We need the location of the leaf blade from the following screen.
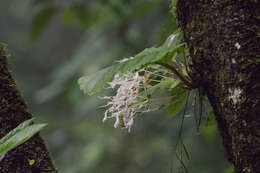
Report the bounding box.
[0,121,46,156]
[29,7,57,41]
[0,118,35,145]
[78,33,185,95]
[167,87,188,118]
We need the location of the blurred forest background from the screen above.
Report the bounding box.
[0,0,231,172]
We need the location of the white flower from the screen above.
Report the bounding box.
[101,72,149,132]
[103,110,108,122]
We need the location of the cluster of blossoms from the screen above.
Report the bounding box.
[101,72,149,132]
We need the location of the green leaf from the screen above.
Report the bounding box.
[61,5,100,28]
[0,118,46,157]
[0,118,34,144]
[78,33,185,95]
[29,7,57,41]
[79,66,114,96]
[167,87,188,118]
[69,5,97,28]
[141,78,180,97]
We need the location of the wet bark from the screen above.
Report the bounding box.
[176,0,260,172]
[0,44,57,173]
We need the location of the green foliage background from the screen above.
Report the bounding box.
[0,0,232,172]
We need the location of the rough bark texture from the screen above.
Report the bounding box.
[0,44,57,173]
[176,0,260,172]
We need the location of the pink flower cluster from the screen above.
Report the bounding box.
[101,72,147,132]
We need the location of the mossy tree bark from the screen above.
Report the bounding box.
[0,45,57,173]
[176,0,260,172]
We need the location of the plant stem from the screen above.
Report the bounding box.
[156,62,193,88]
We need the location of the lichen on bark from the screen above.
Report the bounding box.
[0,44,57,173]
[176,0,260,172]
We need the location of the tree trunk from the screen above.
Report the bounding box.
[0,44,57,173]
[176,0,260,172]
